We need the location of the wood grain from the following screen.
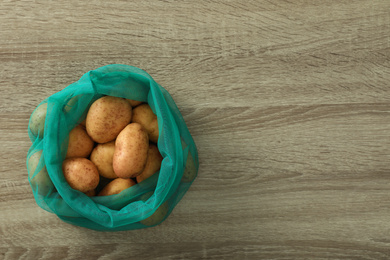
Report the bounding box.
[1,0,390,259]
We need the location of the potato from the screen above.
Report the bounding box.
[141,202,169,226]
[136,144,163,183]
[90,141,117,179]
[126,99,143,108]
[181,151,197,183]
[139,192,169,226]
[27,150,54,196]
[29,103,48,138]
[64,97,87,127]
[84,189,96,197]
[65,125,94,159]
[131,104,159,143]
[113,123,149,178]
[86,96,132,143]
[62,158,99,193]
[98,178,136,196]
[64,96,79,113]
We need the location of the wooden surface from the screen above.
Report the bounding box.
[1,1,390,259]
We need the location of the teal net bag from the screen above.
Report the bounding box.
[26,64,199,231]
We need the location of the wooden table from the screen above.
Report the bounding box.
[1,1,390,259]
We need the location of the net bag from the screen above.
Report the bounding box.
[26,64,198,231]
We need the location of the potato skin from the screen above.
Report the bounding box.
[141,202,169,226]
[126,99,143,108]
[181,151,197,183]
[98,178,136,196]
[65,125,94,159]
[64,96,79,113]
[136,144,163,183]
[131,104,159,143]
[29,103,48,138]
[90,141,117,179]
[62,158,99,193]
[139,192,169,226]
[28,150,54,195]
[86,96,132,143]
[113,123,149,178]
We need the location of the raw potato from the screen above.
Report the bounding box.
[141,202,169,226]
[131,104,159,143]
[62,158,99,193]
[136,144,163,183]
[29,103,48,138]
[86,96,132,143]
[90,141,117,179]
[27,150,54,196]
[126,99,143,107]
[113,123,149,178]
[66,125,94,159]
[140,192,169,226]
[98,178,136,196]
[181,151,197,183]
[64,96,79,113]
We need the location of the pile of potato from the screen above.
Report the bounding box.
[62,96,163,197]
[28,93,197,227]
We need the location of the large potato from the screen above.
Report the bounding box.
[86,96,132,143]
[139,192,169,226]
[27,150,54,196]
[29,103,48,138]
[131,104,159,143]
[113,123,149,178]
[90,141,117,179]
[126,99,143,108]
[136,144,163,183]
[62,158,99,193]
[98,178,136,196]
[66,125,94,159]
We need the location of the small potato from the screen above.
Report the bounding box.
[64,96,86,126]
[29,103,48,138]
[136,144,163,183]
[64,96,79,113]
[27,150,54,196]
[86,96,132,143]
[98,178,136,196]
[141,202,169,226]
[62,158,99,193]
[139,192,169,226]
[181,151,197,183]
[90,141,117,179]
[126,99,143,108]
[113,123,149,178]
[131,104,159,143]
[66,125,94,159]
